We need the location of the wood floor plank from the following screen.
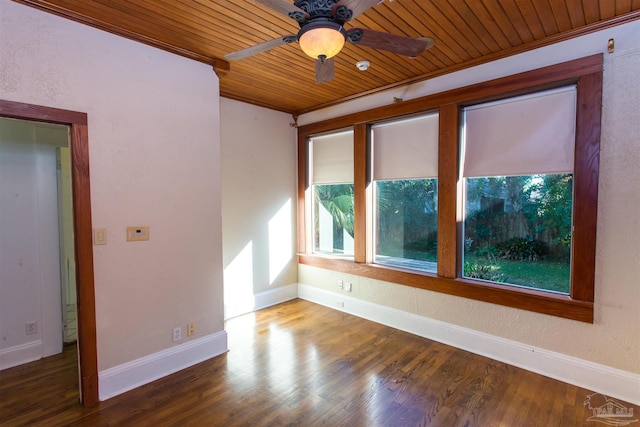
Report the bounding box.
[1,299,637,426]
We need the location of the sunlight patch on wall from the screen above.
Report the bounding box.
[223,241,255,319]
[268,199,292,284]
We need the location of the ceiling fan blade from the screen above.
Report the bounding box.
[315,57,335,83]
[348,28,434,57]
[335,0,382,19]
[255,0,309,20]
[225,36,295,61]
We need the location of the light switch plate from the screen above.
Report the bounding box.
[126,226,150,241]
[94,228,107,245]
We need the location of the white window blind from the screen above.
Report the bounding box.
[310,129,354,184]
[462,86,577,178]
[372,113,439,181]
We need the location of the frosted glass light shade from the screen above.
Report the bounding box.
[299,27,346,60]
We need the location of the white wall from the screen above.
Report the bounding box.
[220,99,298,319]
[298,21,640,402]
[1,1,226,397]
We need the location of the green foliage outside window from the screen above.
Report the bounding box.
[313,184,354,254]
[376,179,438,264]
[313,174,573,293]
[464,174,573,293]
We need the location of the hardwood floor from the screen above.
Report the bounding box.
[1,299,637,426]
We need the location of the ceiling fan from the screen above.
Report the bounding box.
[225,0,435,83]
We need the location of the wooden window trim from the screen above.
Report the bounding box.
[298,54,602,323]
[353,123,368,264]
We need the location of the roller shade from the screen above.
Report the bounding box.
[462,86,576,178]
[310,129,354,184]
[372,113,439,181]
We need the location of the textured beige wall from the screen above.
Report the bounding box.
[1,2,225,370]
[299,22,640,374]
[220,99,298,317]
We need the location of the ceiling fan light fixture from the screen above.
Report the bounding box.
[298,22,346,60]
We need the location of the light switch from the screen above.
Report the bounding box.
[126,226,150,242]
[94,228,107,245]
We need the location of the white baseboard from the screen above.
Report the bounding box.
[0,340,42,371]
[98,331,228,401]
[298,284,640,405]
[225,284,298,320]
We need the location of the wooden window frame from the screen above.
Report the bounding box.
[298,54,602,323]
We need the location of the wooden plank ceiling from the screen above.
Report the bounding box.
[14,0,640,115]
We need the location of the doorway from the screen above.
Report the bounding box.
[0,118,73,361]
[0,99,98,406]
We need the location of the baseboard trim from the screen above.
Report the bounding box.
[225,284,298,320]
[98,331,228,401]
[298,284,640,405]
[0,340,42,371]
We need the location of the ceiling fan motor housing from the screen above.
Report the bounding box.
[291,0,353,26]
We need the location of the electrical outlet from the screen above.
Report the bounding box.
[172,327,182,342]
[187,322,196,337]
[26,321,37,335]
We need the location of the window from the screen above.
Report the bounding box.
[371,113,439,272]
[309,130,354,257]
[461,87,577,294]
[297,55,602,322]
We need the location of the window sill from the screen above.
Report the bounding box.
[298,254,593,323]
